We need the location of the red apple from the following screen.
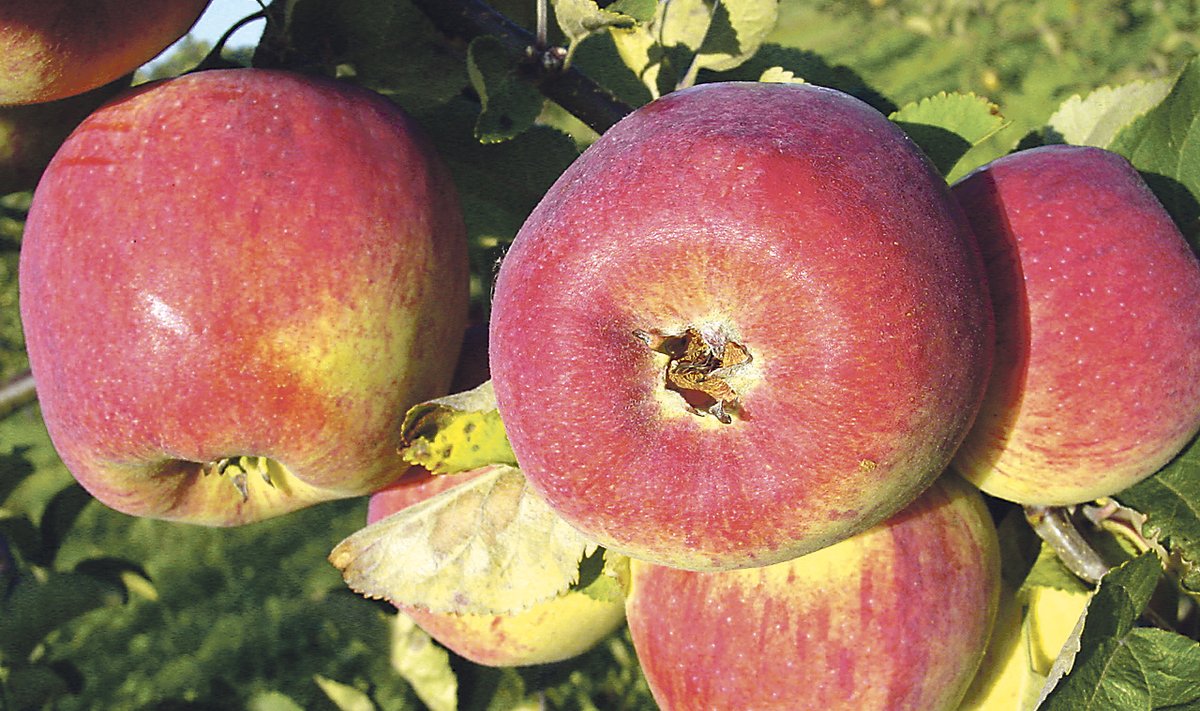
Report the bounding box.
[0,75,130,194]
[625,473,1001,711]
[19,68,469,525]
[489,81,993,571]
[368,470,626,667]
[950,144,1200,505]
[0,0,210,105]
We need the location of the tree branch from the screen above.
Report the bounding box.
[0,370,36,420]
[409,0,634,134]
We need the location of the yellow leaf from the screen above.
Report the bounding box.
[400,380,517,474]
[329,465,598,615]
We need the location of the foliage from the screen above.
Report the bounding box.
[4,0,1200,708]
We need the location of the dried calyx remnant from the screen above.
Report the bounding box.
[201,455,276,501]
[635,326,753,423]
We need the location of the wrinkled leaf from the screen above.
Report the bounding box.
[400,381,517,474]
[1039,553,1164,707]
[574,549,630,604]
[1046,78,1173,148]
[1040,628,1200,710]
[1116,435,1200,592]
[467,36,545,143]
[391,614,458,711]
[889,92,1008,178]
[330,465,598,615]
[1109,58,1200,249]
[314,675,376,711]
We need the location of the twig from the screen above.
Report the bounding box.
[0,370,36,420]
[1025,505,1111,584]
[409,0,633,134]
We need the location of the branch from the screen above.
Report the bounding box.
[409,0,634,134]
[1025,505,1111,585]
[0,370,36,420]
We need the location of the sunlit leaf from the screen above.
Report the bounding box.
[314,675,376,711]
[330,465,598,615]
[1045,78,1172,148]
[889,92,1008,178]
[400,381,516,474]
[1109,57,1200,249]
[554,0,646,47]
[390,615,457,711]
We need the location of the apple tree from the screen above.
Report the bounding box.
[3,0,1200,709]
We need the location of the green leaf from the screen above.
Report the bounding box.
[5,664,76,709]
[1021,542,1094,596]
[246,691,308,711]
[573,549,629,604]
[314,675,377,711]
[38,482,92,564]
[1045,78,1173,149]
[888,92,1009,178]
[390,614,458,711]
[0,571,125,662]
[329,465,599,616]
[0,445,34,506]
[1041,628,1200,710]
[400,381,517,474]
[467,36,545,143]
[1109,58,1200,249]
[1040,553,1164,708]
[553,0,645,47]
[758,66,804,84]
[610,0,779,97]
[1116,435,1200,592]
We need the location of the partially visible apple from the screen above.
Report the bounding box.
[489,81,993,571]
[368,470,626,667]
[1,0,210,105]
[625,473,1001,710]
[20,69,469,525]
[0,75,129,194]
[951,144,1200,505]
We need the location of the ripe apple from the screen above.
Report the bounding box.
[19,69,469,525]
[625,473,1001,711]
[1,0,210,105]
[950,144,1200,505]
[368,469,626,667]
[489,81,993,571]
[0,75,130,194]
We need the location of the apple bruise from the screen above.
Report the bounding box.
[634,327,753,424]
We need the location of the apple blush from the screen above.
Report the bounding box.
[489,81,994,571]
[19,69,469,525]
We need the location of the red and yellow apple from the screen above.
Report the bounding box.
[0,75,130,194]
[489,81,993,571]
[625,473,1001,710]
[19,68,469,525]
[368,469,626,667]
[1,0,210,105]
[951,144,1200,505]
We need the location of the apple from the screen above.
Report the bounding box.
[625,473,1001,711]
[0,75,130,194]
[950,144,1200,505]
[368,469,626,667]
[1,0,210,105]
[19,68,469,525]
[488,81,993,571]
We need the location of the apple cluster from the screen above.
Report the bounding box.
[10,9,1200,706]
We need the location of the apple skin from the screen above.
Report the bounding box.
[367,470,627,667]
[0,75,130,194]
[0,0,210,105]
[951,144,1200,505]
[489,81,993,571]
[625,473,1001,711]
[19,69,469,525]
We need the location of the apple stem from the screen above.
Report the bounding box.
[0,370,37,420]
[1024,505,1111,585]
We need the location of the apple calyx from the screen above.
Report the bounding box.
[200,455,279,502]
[634,326,753,424]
